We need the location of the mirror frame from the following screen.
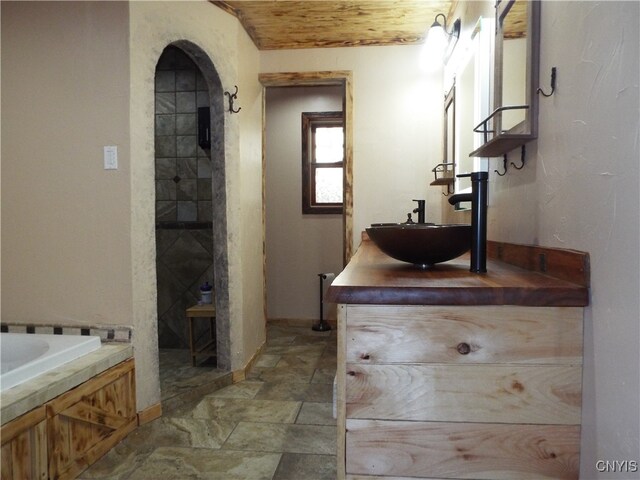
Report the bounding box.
[444,83,455,172]
[470,0,540,157]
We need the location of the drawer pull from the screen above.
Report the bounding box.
[456,342,471,355]
[361,353,371,360]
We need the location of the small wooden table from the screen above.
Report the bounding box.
[185,304,216,366]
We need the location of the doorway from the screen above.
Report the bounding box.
[152,42,232,405]
[260,72,353,325]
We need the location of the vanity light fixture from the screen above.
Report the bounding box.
[425,13,461,63]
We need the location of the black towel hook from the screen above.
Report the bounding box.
[495,155,508,176]
[224,85,241,114]
[537,67,557,97]
[510,145,526,170]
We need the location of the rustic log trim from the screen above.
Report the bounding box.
[260,71,354,265]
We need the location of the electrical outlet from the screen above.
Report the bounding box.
[104,145,118,170]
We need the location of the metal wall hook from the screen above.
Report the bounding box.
[495,155,508,176]
[224,85,241,114]
[537,67,556,97]
[510,145,526,170]
[442,184,455,196]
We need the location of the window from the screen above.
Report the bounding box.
[302,111,344,214]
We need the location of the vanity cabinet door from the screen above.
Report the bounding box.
[340,304,583,480]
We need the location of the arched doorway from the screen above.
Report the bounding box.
[153,41,231,389]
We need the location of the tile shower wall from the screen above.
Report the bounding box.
[155,46,212,222]
[155,46,215,350]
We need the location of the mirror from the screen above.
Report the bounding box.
[501,1,528,131]
[444,86,455,169]
[442,17,492,198]
[430,85,455,194]
[471,0,540,157]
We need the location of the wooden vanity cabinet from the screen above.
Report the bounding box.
[337,304,583,480]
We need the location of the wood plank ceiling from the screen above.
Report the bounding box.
[212,1,456,50]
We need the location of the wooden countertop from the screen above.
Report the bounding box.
[325,238,589,306]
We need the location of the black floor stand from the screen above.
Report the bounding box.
[312,273,332,332]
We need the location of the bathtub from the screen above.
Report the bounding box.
[0,333,101,392]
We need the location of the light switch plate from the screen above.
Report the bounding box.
[104,145,118,170]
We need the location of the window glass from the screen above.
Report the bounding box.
[315,127,343,163]
[302,111,344,214]
[315,167,343,203]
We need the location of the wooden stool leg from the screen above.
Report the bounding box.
[188,316,196,366]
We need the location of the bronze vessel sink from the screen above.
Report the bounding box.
[366,223,472,268]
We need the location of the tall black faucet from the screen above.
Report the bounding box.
[448,172,488,273]
[412,199,426,223]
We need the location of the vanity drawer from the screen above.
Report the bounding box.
[345,305,583,365]
[345,363,582,424]
[345,419,580,480]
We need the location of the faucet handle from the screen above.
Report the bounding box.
[457,172,488,181]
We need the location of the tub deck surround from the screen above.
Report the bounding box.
[330,237,589,480]
[1,344,133,426]
[326,237,589,306]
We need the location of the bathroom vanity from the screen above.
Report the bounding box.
[326,236,589,480]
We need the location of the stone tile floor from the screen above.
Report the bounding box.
[79,324,337,480]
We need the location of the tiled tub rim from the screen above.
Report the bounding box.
[0,323,133,343]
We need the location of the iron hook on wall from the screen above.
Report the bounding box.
[224,85,241,114]
[537,67,557,97]
[495,155,508,176]
[495,145,526,177]
[511,145,526,170]
[442,183,455,196]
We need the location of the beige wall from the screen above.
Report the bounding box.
[129,1,264,409]
[261,46,445,250]
[236,20,266,366]
[265,86,344,321]
[1,1,132,327]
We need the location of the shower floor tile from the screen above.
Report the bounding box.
[79,323,337,480]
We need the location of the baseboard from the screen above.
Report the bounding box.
[232,339,266,383]
[137,402,162,425]
[267,318,337,328]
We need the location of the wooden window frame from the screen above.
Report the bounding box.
[301,111,344,215]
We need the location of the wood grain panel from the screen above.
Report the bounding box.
[345,364,581,425]
[47,359,136,480]
[0,416,48,480]
[346,419,580,480]
[1,406,46,444]
[46,359,134,416]
[345,305,583,365]
[337,305,348,480]
[214,1,453,50]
